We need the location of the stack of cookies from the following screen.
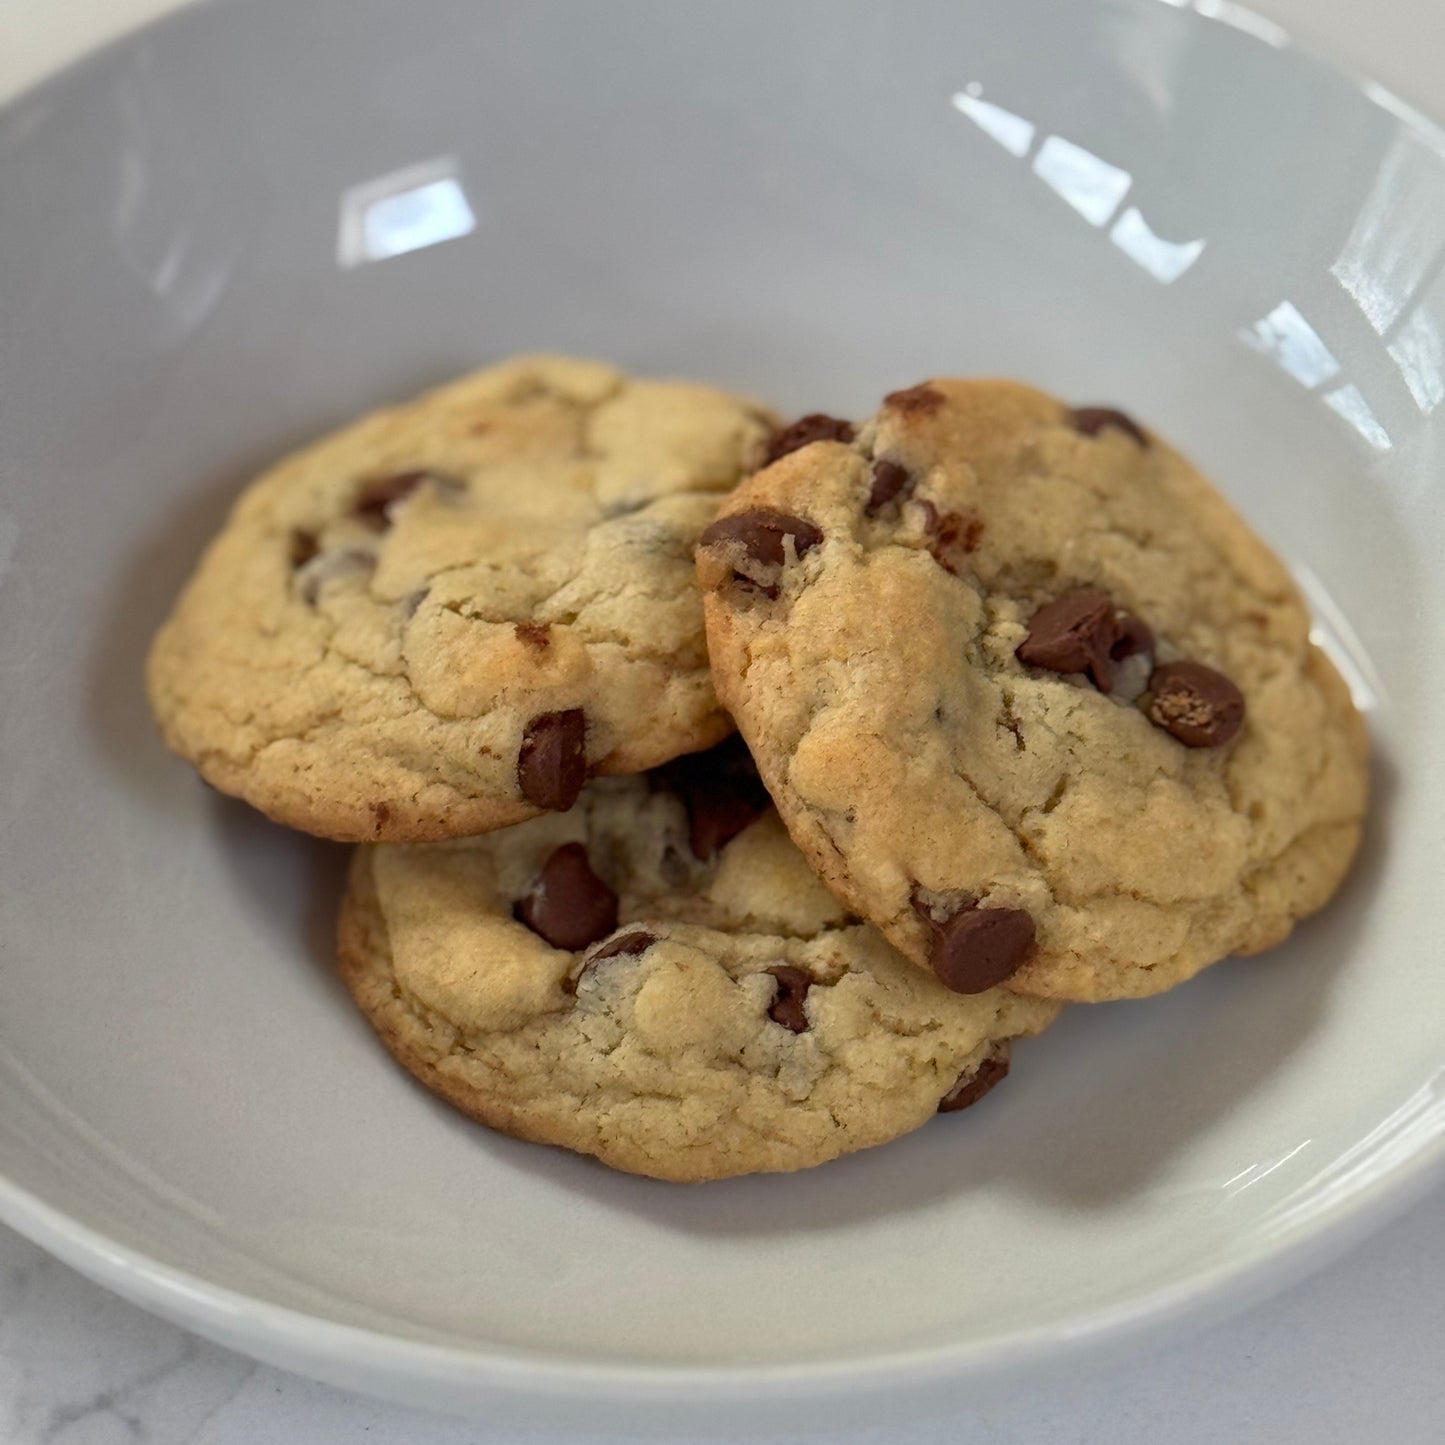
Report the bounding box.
[147,356,1368,1182]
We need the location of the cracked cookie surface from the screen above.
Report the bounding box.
[148,356,771,841]
[337,740,1057,1181]
[699,379,1369,1002]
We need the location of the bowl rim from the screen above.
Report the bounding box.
[2,1143,1443,1404]
[3,0,1444,1413]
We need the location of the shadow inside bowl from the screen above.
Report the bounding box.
[85,466,245,809]
[82,370,470,816]
[208,795,354,1001]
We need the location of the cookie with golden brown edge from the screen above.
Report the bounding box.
[699,381,1368,1002]
[148,356,772,841]
[338,740,1057,1181]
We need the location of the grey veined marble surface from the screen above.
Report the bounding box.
[3,1193,1443,1445]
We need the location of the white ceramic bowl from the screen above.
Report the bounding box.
[1,0,1442,1428]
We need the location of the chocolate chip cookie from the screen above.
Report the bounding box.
[337,740,1057,1181]
[699,380,1369,1002]
[148,356,772,841]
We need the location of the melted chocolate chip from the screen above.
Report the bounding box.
[766,965,812,1034]
[518,709,587,810]
[1016,591,1118,691]
[587,929,656,962]
[866,460,914,515]
[566,929,656,994]
[884,383,946,416]
[762,414,855,466]
[1109,617,1157,703]
[1110,611,1154,661]
[515,843,619,951]
[353,469,463,529]
[938,1046,1011,1113]
[1068,407,1148,446]
[654,735,771,860]
[289,529,319,567]
[915,896,1035,994]
[1146,661,1245,748]
[700,509,823,567]
[917,500,983,574]
[354,470,430,527]
[515,621,551,651]
[698,509,824,598]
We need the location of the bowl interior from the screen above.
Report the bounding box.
[1,0,1443,1401]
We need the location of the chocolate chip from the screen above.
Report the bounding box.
[1068,407,1148,445]
[865,460,914,516]
[354,471,429,526]
[1110,611,1154,661]
[566,929,657,994]
[938,1046,1010,1113]
[654,735,772,860]
[688,788,765,857]
[587,929,656,962]
[515,621,551,651]
[370,801,391,833]
[702,510,823,567]
[1108,613,1156,702]
[917,500,983,575]
[766,965,812,1033]
[698,509,824,598]
[915,896,1035,994]
[762,414,854,466]
[515,843,619,951]
[1017,590,1118,691]
[1146,661,1245,748]
[289,529,319,567]
[586,930,656,965]
[354,469,463,529]
[884,383,945,416]
[518,709,587,810]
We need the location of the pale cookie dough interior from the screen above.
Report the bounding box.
[700,380,1369,1003]
[148,355,772,842]
[338,745,1057,1181]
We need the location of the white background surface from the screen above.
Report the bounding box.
[1,1,1443,1441]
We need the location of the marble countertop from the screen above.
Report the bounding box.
[3,1193,1443,1444]
[2,2,1443,1441]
